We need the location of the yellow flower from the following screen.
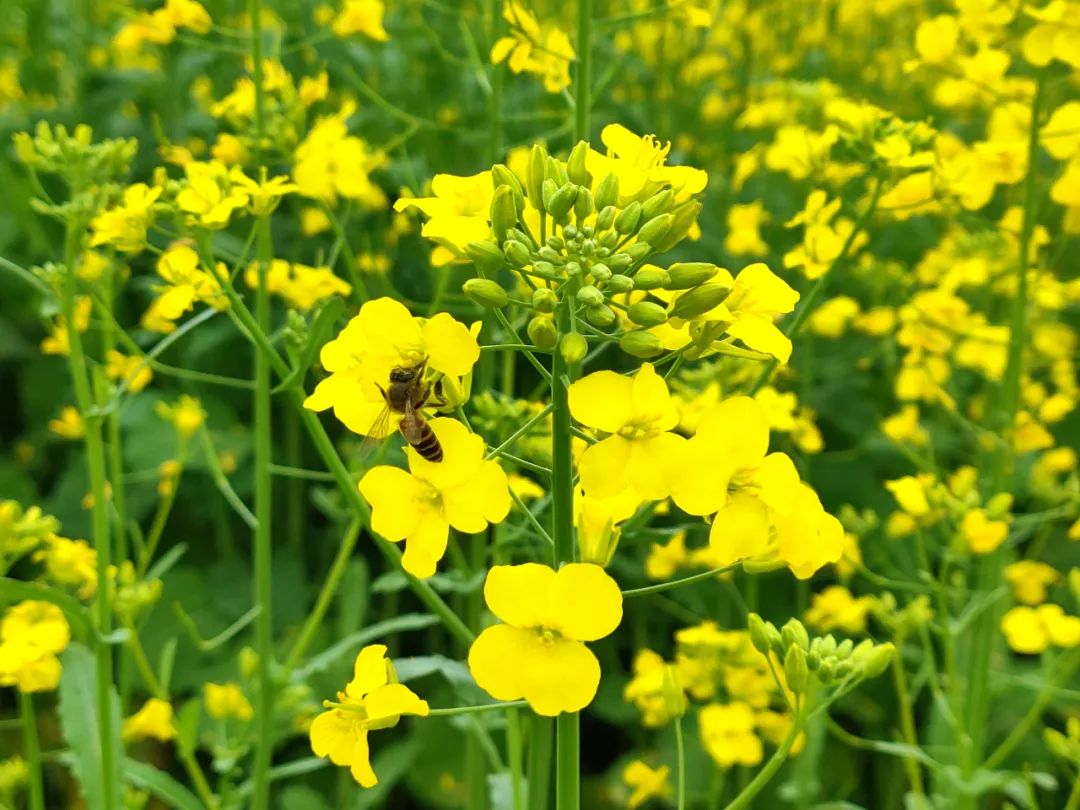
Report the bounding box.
[105,351,152,393]
[885,475,933,518]
[1023,2,1080,68]
[576,487,640,567]
[569,363,686,501]
[49,406,85,440]
[204,682,254,720]
[176,161,250,228]
[913,14,959,65]
[699,702,763,768]
[1005,561,1061,606]
[332,0,389,40]
[623,650,686,728]
[725,202,769,256]
[805,585,873,634]
[34,536,98,598]
[122,698,176,743]
[961,508,1009,555]
[233,170,299,216]
[507,473,545,501]
[293,104,388,205]
[586,124,708,203]
[623,760,672,809]
[164,0,212,33]
[40,296,92,356]
[310,644,429,787]
[644,531,688,581]
[245,259,351,311]
[491,2,574,93]
[393,172,495,257]
[89,183,161,253]
[140,242,227,334]
[156,395,207,439]
[1001,604,1080,655]
[882,405,928,447]
[468,562,623,716]
[304,297,480,437]
[359,419,510,578]
[808,296,861,338]
[0,601,70,693]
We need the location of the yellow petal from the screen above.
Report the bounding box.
[727,313,792,363]
[349,730,378,787]
[358,466,425,542]
[569,371,635,433]
[708,493,771,565]
[627,433,687,500]
[694,396,769,471]
[407,418,484,490]
[421,313,480,377]
[363,682,430,726]
[310,709,358,766]
[578,436,632,498]
[754,453,802,514]
[346,644,389,698]
[484,563,555,627]
[669,439,732,516]
[548,563,623,641]
[442,460,510,532]
[631,363,678,430]
[401,510,450,579]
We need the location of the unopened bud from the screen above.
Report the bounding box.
[546,155,569,186]
[627,301,668,327]
[542,178,559,212]
[781,619,810,652]
[624,242,652,263]
[607,275,633,293]
[642,188,675,219]
[466,241,508,275]
[490,185,519,242]
[559,332,588,364]
[585,304,616,327]
[594,173,619,210]
[577,286,604,307]
[532,288,558,313]
[492,164,525,212]
[784,646,809,693]
[619,331,663,358]
[532,261,557,279]
[836,639,854,659]
[635,213,673,246]
[665,262,719,289]
[661,664,687,719]
[669,281,733,320]
[607,253,634,272]
[504,240,531,268]
[463,278,509,308]
[614,202,642,234]
[527,144,548,210]
[567,141,591,186]
[590,263,612,282]
[651,200,703,253]
[574,189,594,221]
[527,315,558,350]
[633,266,670,290]
[564,261,582,277]
[549,184,579,221]
[748,614,771,655]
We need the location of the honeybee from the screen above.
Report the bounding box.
[370,361,444,462]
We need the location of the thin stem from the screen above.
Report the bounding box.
[621,565,736,598]
[427,700,528,717]
[675,713,687,810]
[724,707,802,810]
[485,403,554,460]
[20,691,44,810]
[891,645,927,806]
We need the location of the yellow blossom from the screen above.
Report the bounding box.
[122,698,176,743]
[586,124,708,202]
[623,760,672,809]
[393,172,495,257]
[33,536,98,598]
[89,183,161,253]
[105,351,152,393]
[700,702,763,768]
[245,259,351,311]
[1005,561,1061,606]
[805,585,873,634]
[0,601,70,693]
[491,2,575,93]
[1001,604,1080,654]
[332,0,389,40]
[156,395,207,439]
[49,406,85,440]
[204,682,254,720]
[961,508,1009,554]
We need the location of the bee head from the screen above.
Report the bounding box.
[389,366,418,383]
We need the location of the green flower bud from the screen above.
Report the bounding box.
[669,281,734,319]
[537,245,562,263]
[564,261,583,277]
[574,188,594,221]
[567,140,591,186]
[546,155,570,186]
[559,332,588,364]
[818,659,837,683]
[548,184,579,221]
[784,646,809,693]
[661,664,688,719]
[545,235,564,251]
[633,267,670,290]
[527,315,558,350]
[466,241,508,275]
[594,173,619,211]
[563,224,579,241]
[598,231,618,251]
[748,614,772,655]
[507,227,532,246]
[607,275,634,293]
[504,240,531,268]
[532,288,558,313]
[641,188,674,219]
[614,202,642,235]
[462,278,509,308]
[576,285,605,307]
[651,200,703,253]
[665,262,719,289]
[607,253,634,272]
[596,205,617,232]
[627,301,668,327]
[635,213,673,246]
[527,144,548,210]
[619,331,663,358]
[624,242,652,263]
[492,164,525,212]
[585,304,616,327]
[490,185,519,242]
[590,263,612,282]
[836,639,854,659]
[781,619,810,652]
[542,178,559,212]
[532,261,557,279]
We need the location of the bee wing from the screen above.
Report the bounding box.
[360,401,394,459]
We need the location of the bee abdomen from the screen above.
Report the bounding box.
[411,423,443,462]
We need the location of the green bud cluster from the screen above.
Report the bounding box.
[748,613,895,696]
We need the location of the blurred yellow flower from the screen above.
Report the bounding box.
[122,698,176,743]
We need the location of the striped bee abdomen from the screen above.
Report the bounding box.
[408,420,443,462]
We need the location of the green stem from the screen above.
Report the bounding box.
[574,0,592,142]
[724,708,802,810]
[20,691,44,810]
[1065,770,1080,810]
[426,701,528,718]
[507,707,526,810]
[621,565,737,598]
[891,645,926,807]
[62,220,119,810]
[250,212,275,810]
[282,518,363,672]
[675,714,687,810]
[528,716,554,810]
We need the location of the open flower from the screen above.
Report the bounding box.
[1001,604,1080,654]
[569,363,686,501]
[0,601,70,693]
[624,760,672,809]
[393,171,495,257]
[359,418,510,578]
[490,2,574,93]
[586,124,708,202]
[699,702,763,768]
[468,563,623,716]
[310,644,429,787]
[175,161,250,229]
[122,698,176,743]
[304,297,480,437]
[89,183,161,253]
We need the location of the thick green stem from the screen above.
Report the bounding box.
[528,716,554,810]
[574,0,592,142]
[20,691,44,810]
[63,221,119,810]
[675,714,686,810]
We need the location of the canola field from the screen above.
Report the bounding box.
[0,0,1079,808]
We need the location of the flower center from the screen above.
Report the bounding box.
[533,625,563,645]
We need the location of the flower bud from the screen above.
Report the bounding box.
[836,639,854,659]
[574,189,594,221]
[504,240,531,268]
[564,261,582,277]
[598,231,618,250]
[781,619,810,652]
[492,164,525,212]
[665,262,719,289]
[624,242,652,263]
[527,144,548,210]
[627,301,668,327]
[537,245,562,263]
[585,304,616,327]
[641,188,675,219]
[614,201,642,234]
[545,235,564,251]
[635,213,673,246]
[651,200,703,253]
[633,266,670,290]
[548,184,579,221]
[594,173,619,211]
[607,253,634,272]
[560,332,588,364]
[490,185,519,242]
[748,613,771,655]
[466,241,508,275]
[507,227,533,246]
[784,646,809,693]
[662,664,688,719]
[463,278,509,308]
[533,287,558,313]
[619,331,663,358]
[542,178,559,212]
[607,275,633,293]
[567,140,591,186]
[546,155,570,186]
[13,132,37,165]
[532,261,557,279]
[590,263,612,282]
[527,315,558,350]
[576,286,604,309]
[818,659,837,683]
[668,281,733,320]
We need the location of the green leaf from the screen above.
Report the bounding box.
[372,569,484,595]
[294,614,441,680]
[57,643,123,810]
[234,757,329,799]
[123,758,204,810]
[274,296,346,394]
